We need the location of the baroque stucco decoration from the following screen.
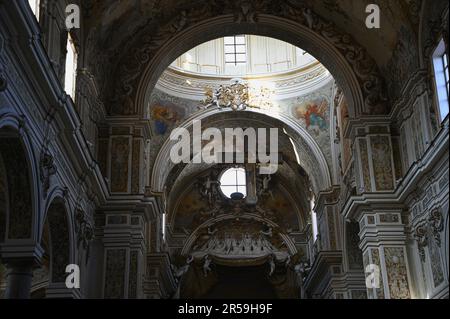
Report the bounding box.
[75,208,94,264]
[40,151,57,199]
[103,0,388,117]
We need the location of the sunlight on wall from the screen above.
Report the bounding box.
[64,34,77,100]
[28,0,40,21]
[311,196,318,241]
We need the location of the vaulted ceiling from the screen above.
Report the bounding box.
[79,0,426,117]
[83,0,418,66]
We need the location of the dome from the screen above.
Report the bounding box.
[170,35,318,77]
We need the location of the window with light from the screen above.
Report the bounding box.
[28,0,40,21]
[64,33,78,100]
[219,167,247,198]
[432,39,449,122]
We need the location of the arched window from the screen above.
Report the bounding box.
[28,0,40,21]
[219,167,247,198]
[64,33,78,100]
[432,38,449,122]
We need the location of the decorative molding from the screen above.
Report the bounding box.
[414,223,428,262]
[428,209,444,247]
[39,151,57,198]
[156,63,330,101]
[75,208,94,264]
[202,79,250,111]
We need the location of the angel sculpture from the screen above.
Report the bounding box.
[200,174,221,206]
[258,174,273,198]
[203,255,212,277]
[202,85,226,110]
[172,255,194,280]
[268,255,276,276]
[285,255,291,267]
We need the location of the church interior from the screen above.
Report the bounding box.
[0,0,448,299]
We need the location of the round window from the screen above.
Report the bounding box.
[219,167,247,198]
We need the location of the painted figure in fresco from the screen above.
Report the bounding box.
[294,98,328,135]
[151,104,180,135]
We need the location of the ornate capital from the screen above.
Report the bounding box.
[75,209,94,263]
[428,209,443,247]
[39,151,57,198]
[414,224,428,263]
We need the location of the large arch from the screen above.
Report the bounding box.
[41,189,76,285]
[107,3,388,118]
[151,108,332,196]
[0,113,41,243]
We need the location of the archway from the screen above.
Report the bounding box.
[105,3,389,118]
[45,199,71,284]
[39,196,74,298]
[0,118,41,298]
[0,129,35,240]
[151,109,332,196]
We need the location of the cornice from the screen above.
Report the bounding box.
[155,63,332,101]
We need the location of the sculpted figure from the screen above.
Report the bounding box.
[173,255,194,279]
[268,255,276,276]
[260,226,273,238]
[203,255,212,277]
